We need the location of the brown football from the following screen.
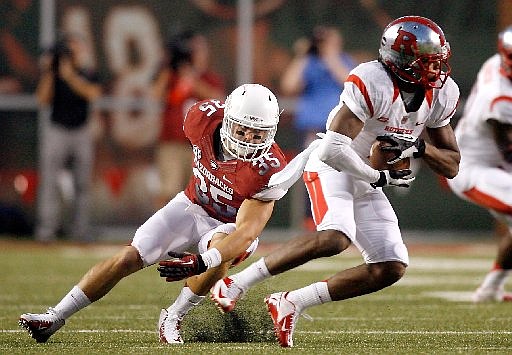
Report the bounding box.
[369,140,410,171]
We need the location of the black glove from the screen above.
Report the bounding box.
[371,169,414,188]
[157,251,207,282]
[376,133,426,164]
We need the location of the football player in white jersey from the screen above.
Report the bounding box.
[447,26,512,303]
[209,16,461,347]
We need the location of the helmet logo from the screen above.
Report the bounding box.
[391,29,417,56]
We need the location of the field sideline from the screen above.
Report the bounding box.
[1,235,511,354]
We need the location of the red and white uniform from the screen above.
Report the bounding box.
[305,60,459,264]
[132,99,287,266]
[447,55,512,224]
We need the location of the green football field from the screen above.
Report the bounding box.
[1,237,511,354]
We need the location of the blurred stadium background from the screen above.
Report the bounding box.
[1,0,510,240]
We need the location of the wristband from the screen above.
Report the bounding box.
[200,248,222,269]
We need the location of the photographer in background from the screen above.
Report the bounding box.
[280,26,357,229]
[151,29,224,208]
[35,32,101,243]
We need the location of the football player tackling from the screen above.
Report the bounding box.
[19,84,294,344]
[448,26,512,303]
[206,16,461,347]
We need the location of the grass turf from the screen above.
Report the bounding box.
[1,238,511,354]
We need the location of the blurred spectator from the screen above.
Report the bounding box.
[0,0,39,93]
[35,32,101,242]
[152,29,225,208]
[280,26,357,229]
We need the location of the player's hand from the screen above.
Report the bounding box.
[371,169,415,188]
[157,251,207,282]
[376,133,426,164]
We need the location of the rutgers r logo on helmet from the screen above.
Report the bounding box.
[378,15,452,89]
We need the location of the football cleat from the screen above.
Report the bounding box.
[472,286,512,303]
[264,292,299,348]
[158,309,184,344]
[210,277,244,313]
[18,307,65,343]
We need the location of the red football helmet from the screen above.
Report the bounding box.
[379,16,451,89]
[498,26,512,79]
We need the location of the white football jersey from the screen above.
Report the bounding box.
[326,60,460,162]
[454,54,512,168]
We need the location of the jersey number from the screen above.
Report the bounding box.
[192,167,236,219]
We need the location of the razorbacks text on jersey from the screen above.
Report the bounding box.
[183,99,287,223]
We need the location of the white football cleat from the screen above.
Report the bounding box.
[210,277,244,313]
[264,292,299,348]
[19,307,65,343]
[472,286,512,303]
[158,309,184,344]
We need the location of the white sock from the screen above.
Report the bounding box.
[286,281,332,313]
[231,257,271,292]
[167,286,205,317]
[53,285,92,320]
[480,269,511,290]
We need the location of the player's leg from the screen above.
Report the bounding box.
[159,221,259,343]
[266,179,408,347]
[323,187,408,300]
[211,168,353,311]
[35,123,68,241]
[449,166,512,302]
[19,245,143,343]
[211,228,350,310]
[473,216,512,302]
[68,126,93,241]
[19,192,194,343]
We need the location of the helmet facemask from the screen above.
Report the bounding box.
[220,84,279,162]
[401,50,451,89]
[221,115,276,161]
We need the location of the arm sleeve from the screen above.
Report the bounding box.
[317,130,381,183]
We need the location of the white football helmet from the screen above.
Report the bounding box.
[220,84,280,162]
[498,25,512,79]
[379,16,451,89]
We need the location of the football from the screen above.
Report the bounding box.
[369,140,410,171]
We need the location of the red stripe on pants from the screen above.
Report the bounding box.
[303,171,328,225]
[463,187,512,215]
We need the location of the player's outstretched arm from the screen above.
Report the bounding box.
[158,199,275,281]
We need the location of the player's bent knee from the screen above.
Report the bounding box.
[314,230,351,257]
[369,261,406,287]
[113,246,144,275]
